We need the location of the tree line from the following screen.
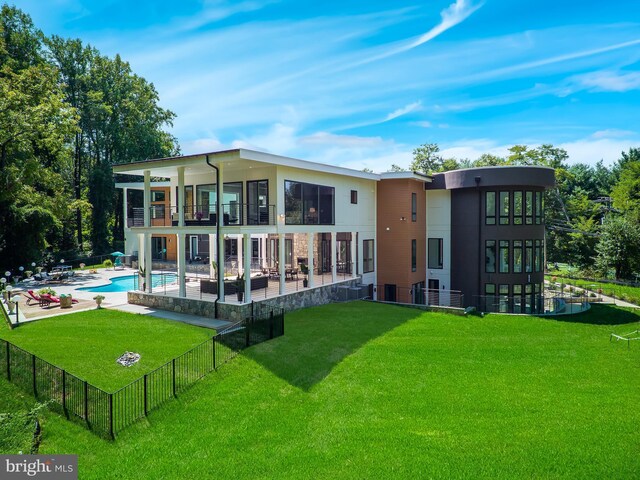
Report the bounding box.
[0,5,178,272]
[395,143,640,281]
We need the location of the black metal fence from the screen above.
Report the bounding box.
[0,307,284,439]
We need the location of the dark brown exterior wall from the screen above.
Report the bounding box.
[450,187,546,307]
[377,179,426,303]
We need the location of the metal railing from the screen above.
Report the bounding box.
[0,306,284,438]
[128,204,277,227]
[374,285,464,308]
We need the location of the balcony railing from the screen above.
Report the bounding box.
[127,204,276,227]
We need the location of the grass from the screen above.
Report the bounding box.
[0,309,212,391]
[546,274,640,305]
[0,302,637,478]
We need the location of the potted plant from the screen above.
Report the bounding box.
[234,274,245,302]
[79,263,86,270]
[7,295,19,314]
[300,263,309,287]
[195,211,204,222]
[93,295,105,308]
[138,266,146,291]
[104,259,113,270]
[211,260,218,280]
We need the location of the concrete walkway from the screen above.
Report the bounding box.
[112,303,231,330]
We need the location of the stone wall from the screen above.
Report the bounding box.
[127,277,363,322]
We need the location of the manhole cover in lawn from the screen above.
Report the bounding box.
[116,352,141,367]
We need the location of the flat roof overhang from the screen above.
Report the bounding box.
[113,148,380,181]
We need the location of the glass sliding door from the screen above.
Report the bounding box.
[196,184,216,220]
[247,180,268,225]
[223,182,243,225]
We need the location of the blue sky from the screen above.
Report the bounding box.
[14,0,640,170]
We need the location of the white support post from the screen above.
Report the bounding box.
[144,233,152,293]
[177,166,185,227]
[243,234,251,304]
[122,187,128,231]
[177,233,186,297]
[331,233,337,283]
[237,234,243,275]
[278,234,285,295]
[307,232,314,288]
[351,232,357,278]
[143,170,151,228]
[209,234,216,279]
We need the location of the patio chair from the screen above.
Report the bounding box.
[24,290,44,306]
[40,293,78,306]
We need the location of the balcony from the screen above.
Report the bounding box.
[127,204,277,228]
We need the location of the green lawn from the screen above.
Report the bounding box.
[0,309,212,391]
[1,302,639,478]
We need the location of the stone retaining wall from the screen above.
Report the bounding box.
[127,277,363,322]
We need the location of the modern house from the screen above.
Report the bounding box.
[114,150,555,314]
[114,149,377,306]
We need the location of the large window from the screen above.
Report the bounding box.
[196,184,216,217]
[535,239,542,272]
[514,191,523,225]
[525,240,533,273]
[499,191,510,225]
[247,180,269,225]
[525,191,533,225]
[535,191,543,224]
[223,182,243,225]
[428,238,443,269]
[411,239,417,272]
[499,240,509,273]
[151,190,165,202]
[284,180,334,225]
[485,191,496,225]
[411,193,417,222]
[513,240,523,273]
[363,239,374,273]
[485,240,496,273]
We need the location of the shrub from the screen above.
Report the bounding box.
[103,259,113,268]
[37,287,56,296]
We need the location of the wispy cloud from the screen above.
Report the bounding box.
[385,101,422,121]
[572,70,640,92]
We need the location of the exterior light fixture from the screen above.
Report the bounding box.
[400,216,407,221]
[4,271,10,277]
[19,266,24,272]
[31,262,36,267]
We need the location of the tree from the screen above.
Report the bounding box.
[595,216,640,280]
[611,160,640,221]
[473,153,506,167]
[411,143,442,174]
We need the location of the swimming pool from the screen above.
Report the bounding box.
[76,274,177,293]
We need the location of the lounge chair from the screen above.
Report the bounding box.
[24,290,45,306]
[40,293,79,307]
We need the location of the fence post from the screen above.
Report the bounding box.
[109,393,114,440]
[5,341,10,381]
[245,317,251,347]
[269,311,274,339]
[84,380,89,427]
[144,374,148,417]
[172,358,176,397]
[212,336,216,371]
[32,354,37,397]
[62,370,67,418]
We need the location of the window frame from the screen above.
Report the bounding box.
[513,240,523,273]
[499,191,510,225]
[350,190,358,204]
[485,240,496,273]
[499,240,510,273]
[485,191,496,225]
[513,191,523,225]
[363,239,374,273]
[525,191,533,225]
[411,192,417,222]
[428,238,444,269]
[411,239,417,272]
[284,180,335,225]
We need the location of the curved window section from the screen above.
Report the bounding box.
[485,192,496,225]
[499,191,510,225]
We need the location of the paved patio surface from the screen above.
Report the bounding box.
[112,303,230,330]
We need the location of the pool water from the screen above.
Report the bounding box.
[76,274,177,293]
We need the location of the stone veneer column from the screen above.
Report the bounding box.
[307,232,314,288]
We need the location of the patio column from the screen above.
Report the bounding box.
[351,232,357,278]
[237,234,243,274]
[143,170,151,228]
[278,233,285,295]
[177,233,186,297]
[177,166,185,227]
[307,232,315,288]
[122,187,128,230]
[331,232,337,283]
[209,234,216,278]
[144,233,152,293]
[243,234,251,303]
[262,236,268,268]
